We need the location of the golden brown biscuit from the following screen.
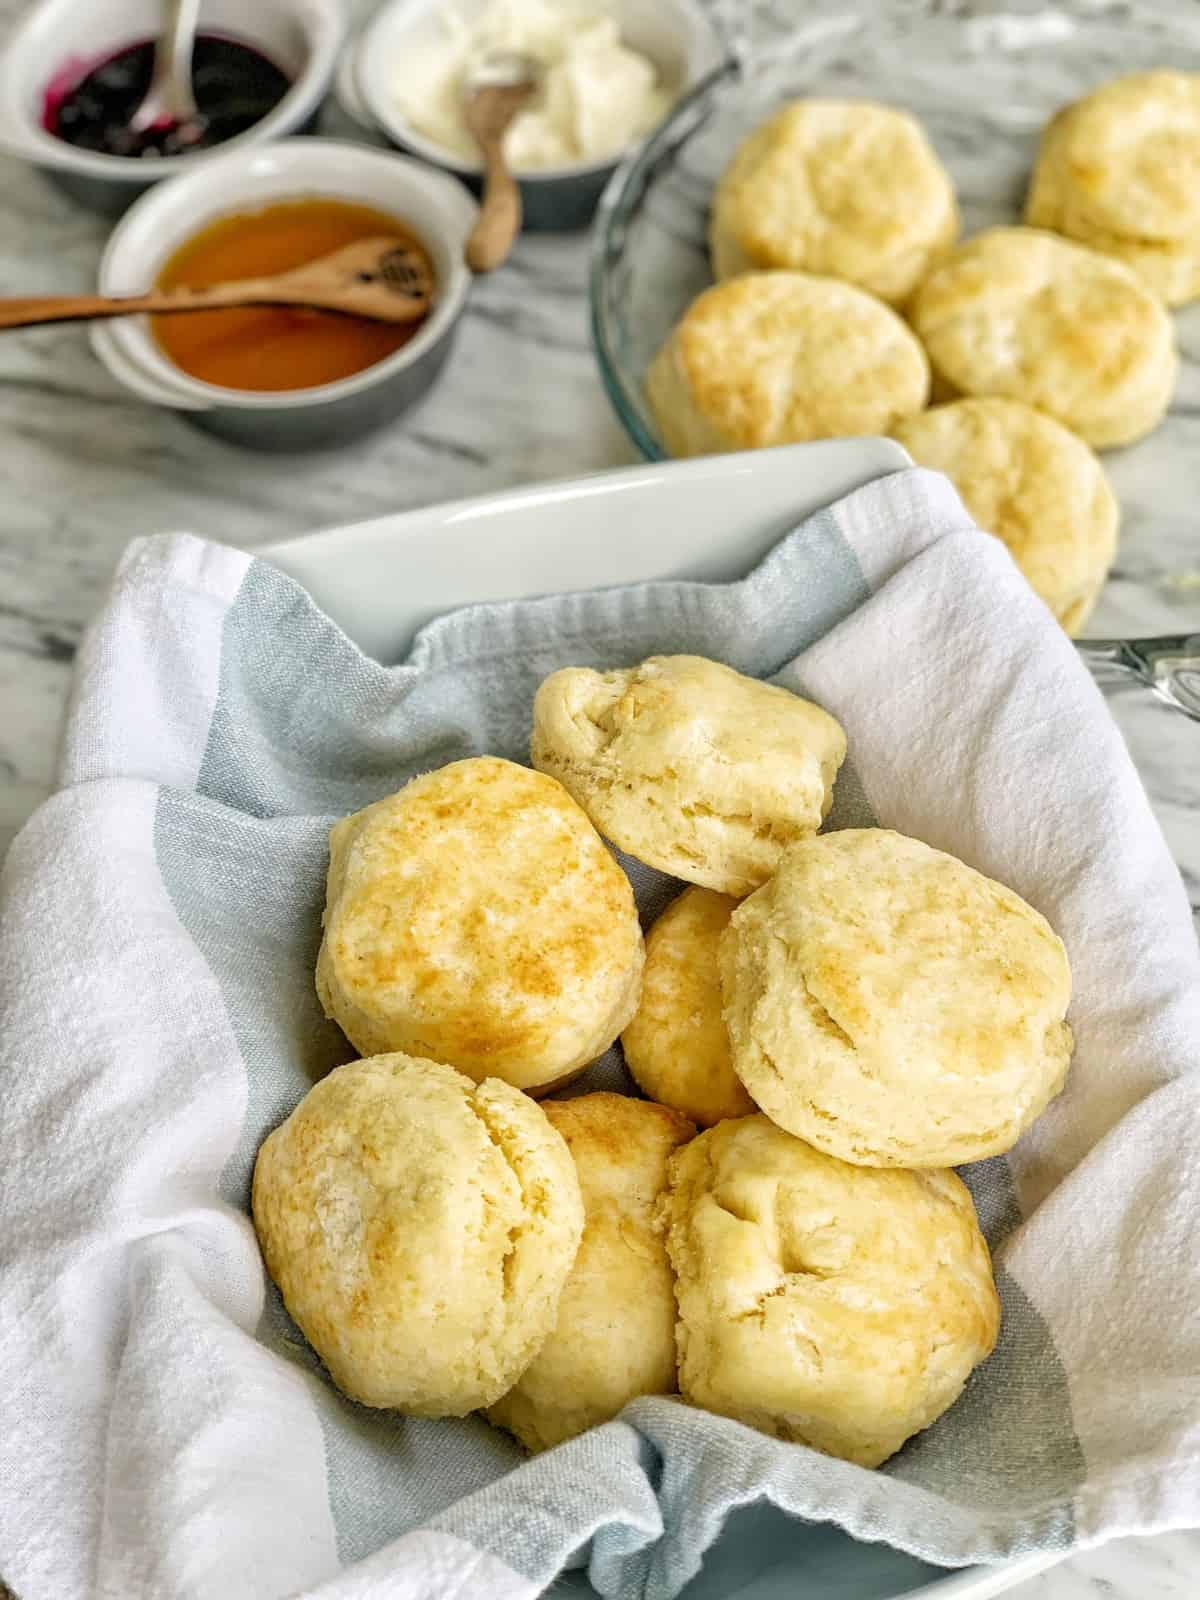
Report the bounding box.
[645,271,930,458]
[531,655,847,897]
[893,398,1119,635]
[710,100,958,303]
[1026,72,1200,305]
[663,1115,1000,1468]
[721,829,1073,1167]
[622,887,755,1126]
[251,1053,584,1415]
[316,757,644,1093]
[487,1093,694,1451]
[909,226,1177,449]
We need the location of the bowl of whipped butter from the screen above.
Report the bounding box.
[338,0,727,230]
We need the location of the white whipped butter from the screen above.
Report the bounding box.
[393,0,674,170]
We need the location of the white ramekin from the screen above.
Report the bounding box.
[0,0,343,215]
[90,138,478,451]
[336,0,730,230]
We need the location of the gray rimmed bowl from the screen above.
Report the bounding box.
[0,0,343,217]
[336,0,729,232]
[89,138,477,452]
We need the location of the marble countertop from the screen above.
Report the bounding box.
[1,1,1198,1597]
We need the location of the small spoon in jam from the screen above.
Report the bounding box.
[0,238,435,331]
[129,0,203,141]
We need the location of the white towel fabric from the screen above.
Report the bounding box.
[2,468,1199,1600]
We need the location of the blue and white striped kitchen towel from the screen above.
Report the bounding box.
[2,467,1199,1600]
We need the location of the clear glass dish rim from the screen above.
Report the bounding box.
[589,54,740,464]
[586,0,1200,465]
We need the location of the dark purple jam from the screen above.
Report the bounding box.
[45,35,291,159]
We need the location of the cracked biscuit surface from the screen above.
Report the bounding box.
[893,397,1118,635]
[251,1053,584,1414]
[622,886,755,1126]
[316,756,644,1093]
[710,99,958,303]
[909,226,1177,448]
[721,829,1073,1167]
[645,271,930,458]
[488,1093,694,1452]
[662,1116,1000,1468]
[1025,71,1200,306]
[531,656,847,897]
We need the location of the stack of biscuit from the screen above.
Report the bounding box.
[252,653,1074,1471]
[648,70,1200,635]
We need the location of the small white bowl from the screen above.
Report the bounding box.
[0,0,343,216]
[337,0,729,231]
[90,138,478,452]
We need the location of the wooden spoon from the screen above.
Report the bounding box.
[0,237,435,331]
[462,51,540,273]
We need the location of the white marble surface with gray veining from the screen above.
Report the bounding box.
[0,0,1197,1597]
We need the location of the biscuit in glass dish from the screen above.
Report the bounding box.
[1026,71,1200,306]
[710,99,958,304]
[909,226,1177,449]
[893,397,1119,635]
[645,271,930,458]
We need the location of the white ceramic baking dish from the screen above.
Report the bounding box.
[264,438,1067,1600]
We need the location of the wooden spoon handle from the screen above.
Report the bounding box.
[0,294,167,329]
[466,135,523,273]
[0,245,437,329]
[0,284,279,330]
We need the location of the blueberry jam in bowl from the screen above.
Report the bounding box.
[47,34,292,160]
[0,0,342,215]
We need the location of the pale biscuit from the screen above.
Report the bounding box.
[710,99,958,303]
[251,1053,584,1415]
[663,1115,1000,1468]
[316,757,644,1093]
[531,655,847,897]
[622,887,755,1126]
[893,398,1119,635]
[909,226,1177,448]
[488,1093,694,1452]
[1026,72,1200,305]
[645,271,930,458]
[721,829,1073,1167]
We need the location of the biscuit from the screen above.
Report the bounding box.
[710,100,958,304]
[721,829,1073,1167]
[908,226,1177,449]
[487,1093,694,1451]
[1025,72,1200,305]
[251,1053,584,1414]
[622,887,755,1126]
[316,757,644,1093]
[663,1115,1000,1468]
[893,398,1119,635]
[531,655,847,897]
[645,271,930,458]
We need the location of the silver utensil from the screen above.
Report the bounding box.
[1077,635,1200,721]
[129,0,203,136]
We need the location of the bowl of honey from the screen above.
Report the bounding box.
[90,139,477,451]
[0,0,343,216]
